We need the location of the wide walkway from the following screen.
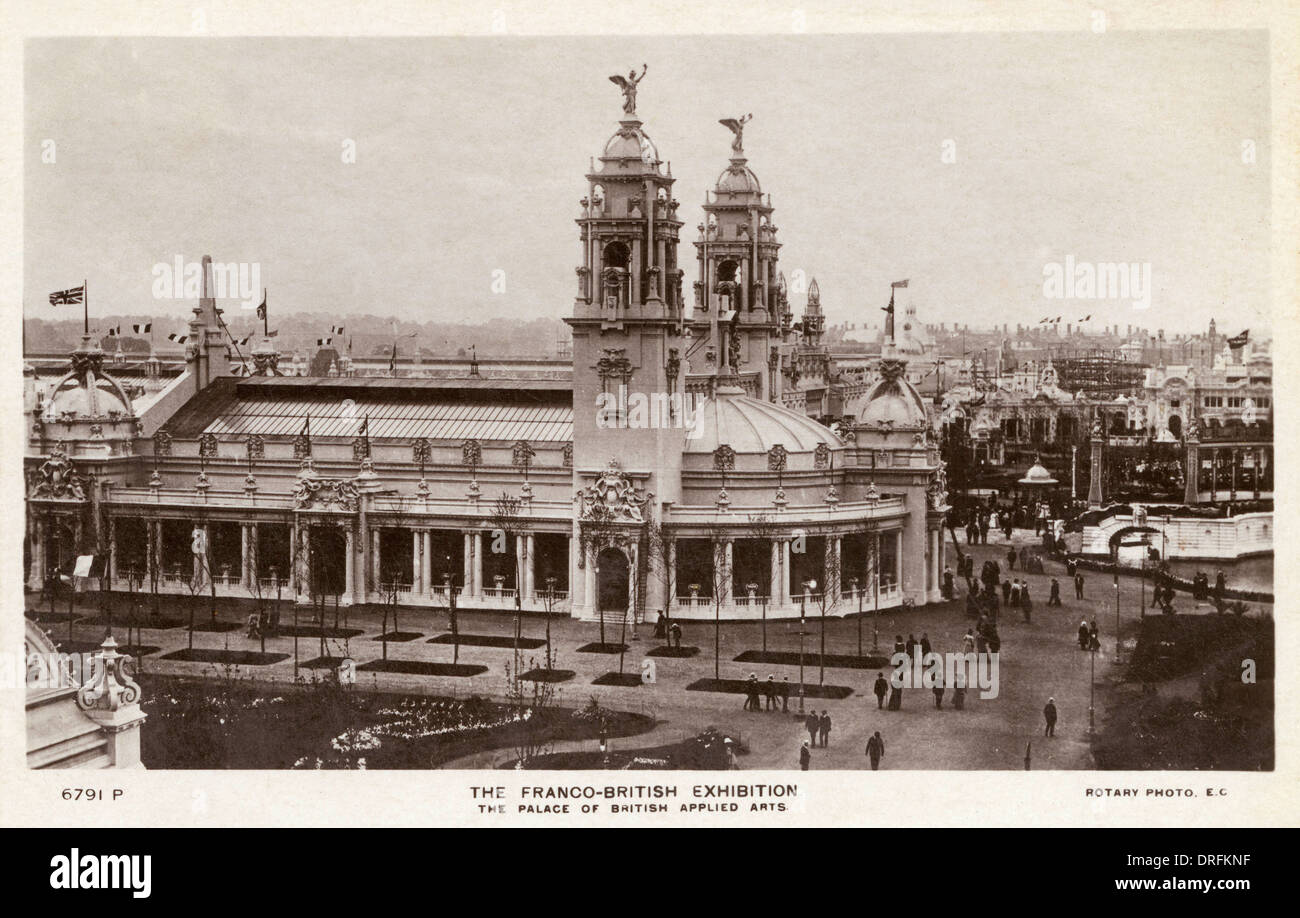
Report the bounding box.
[30,528,1249,770]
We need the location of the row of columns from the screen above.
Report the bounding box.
[1185,443,1272,504]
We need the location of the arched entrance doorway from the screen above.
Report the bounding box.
[1168,414,1183,439]
[596,547,629,614]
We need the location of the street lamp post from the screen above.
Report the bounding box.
[1113,573,1122,664]
[1088,642,1097,735]
[799,580,815,714]
[851,576,862,660]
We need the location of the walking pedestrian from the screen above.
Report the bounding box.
[1007,548,1017,571]
[781,675,790,712]
[873,672,888,709]
[818,710,831,748]
[1049,578,1061,606]
[920,632,932,658]
[670,621,683,649]
[744,673,760,711]
[799,741,811,771]
[1043,697,1058,737]
[932,680,944,709]
[1077,619,1090,650]
[865,731,885,770]
[765,674,778,711]
[1074,571,1085,600]
[805,711,819,745]
[888,679,903,711]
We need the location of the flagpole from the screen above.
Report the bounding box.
[83,279,88,335]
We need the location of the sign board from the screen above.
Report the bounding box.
[73,555,94,579]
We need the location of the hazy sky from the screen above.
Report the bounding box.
[25,32,1270,336]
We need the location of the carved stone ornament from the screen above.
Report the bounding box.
[293,474,360,512]
[562,443,574,468]
[75,635,141,712]
[814,442,831,470]
[577,459,650,523]
[767,443,788,472]
[293,432,312,459]
[462,439,482,467]
[512,439,536,468]
[412,438,432,465]
[153,429,172,456]
[28,442,87,500]
[198,432,218,459]
[245,434,265,460]
[713,444,736,472]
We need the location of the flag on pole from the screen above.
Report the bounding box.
[330,325,345,335]
[1227,330,1249,348]
[316,337,332,347]
[255,291,267,321]
[49,285,85,306]
[891,279,909,289]
[133,322,152,334]
[167,332,188,344]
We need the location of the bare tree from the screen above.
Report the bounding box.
[705,523,733,681]
[580,503,620,648]
[504,641,559,767]
[807,530,842,685]
[644,518,676,647]
[488,493,528,674]
[744,512,780,655]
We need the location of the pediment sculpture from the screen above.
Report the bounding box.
[577,460,650,523]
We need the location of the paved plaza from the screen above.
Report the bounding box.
[27,528,1267,770]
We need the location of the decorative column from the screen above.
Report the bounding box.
[343,524,356,605]
[525,533,536,602]
[421,530,432,597]
[781,538,792,606]
[826,536,841,606]
[722,539,734,606]
[1229,449,1238,501]
[1253,448,1261,499]
[472,530,484,598]
[462,532,472,595]
[107,517,118,582]
[667,537,677,612]
[584,541,597,617]
[514,533,525,600]
[412,530,422,593]
[769,539,781,606]
[1184,430,1200,505]
[371,529,381,590]
[1087,424,1105,507]
[239,523,250,590]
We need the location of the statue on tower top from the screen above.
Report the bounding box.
[719,114,753,155]
[609,64,648,115]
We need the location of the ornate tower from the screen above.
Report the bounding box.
[693,115,782,397]
[567,69,687,505]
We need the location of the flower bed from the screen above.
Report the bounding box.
[137,674,654,769]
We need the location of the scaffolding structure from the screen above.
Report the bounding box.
[1050,347,1147,398]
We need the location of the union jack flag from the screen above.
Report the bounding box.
[49,285,85,306]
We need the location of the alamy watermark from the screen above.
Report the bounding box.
[595,386,709,439]
[890,651,1000,699]
[152,255,262,309]
[1042,255,1152,310]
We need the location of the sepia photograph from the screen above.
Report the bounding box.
[2,1,1296,854]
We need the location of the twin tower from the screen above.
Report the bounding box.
[567,69,793,505]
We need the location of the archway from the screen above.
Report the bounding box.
[1167,414,1183,439]
[596,547,629,613]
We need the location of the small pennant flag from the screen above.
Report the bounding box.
[49,285,85,306]
[316,337,332,347]
[255,290,267,321]
[330,325,345,335]
[1078,315,1091,322]
[891,279,909,289]
[167,332,189,344]
[133,322,152,334]
[237,335,252,346]
[1227,330,1249,348]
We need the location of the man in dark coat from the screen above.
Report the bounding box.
[806,712,820,745]
[873,672,888,709]
[1049,578,1061,606]
[1043,697,1058,736]
[1007,547,1017,570]
[781,676,791,712]
[1001,579,1012,605]
[818,711,831,748]
[799,741,811,771]
[764,675,778,711]
[865,731,885,770]
[1074,571,1085,600]
[1078,619,1090,650]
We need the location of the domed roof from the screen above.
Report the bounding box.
[685,390,843,455]
[1019,458,1058,485]
[46,379,131,419]
[602,122,658,163]
[859,358,928,429]
[715,158,761,195]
